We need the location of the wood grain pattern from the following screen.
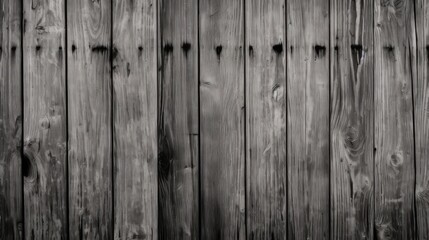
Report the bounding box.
[245,0,286,239]
[112,0,157,239]
[158,0,199,239]
[414,0,429,239]
[330,0,374,239]
[67,0,112,239]
[199,0,245,238]
[374,0,416,239]
[0,0,22,239]
[287,0,330,239]
[23,0,67,238]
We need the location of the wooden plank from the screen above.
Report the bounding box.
[0,0,23,239]
[287,0,330,239]
[330,0,374,239]
[374,0,417,239]
[414,0,429,239]
[199,0,245,238]
[23,0,67,238]
[67,0,112,238]
[245,0,286,238]
[158,0,199,238]
[112,0,157,239]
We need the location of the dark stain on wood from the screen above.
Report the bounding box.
[91,45,108,53]
[164,43,173,53]
[314,44,326,58]
[215,45,222,59]
[181,42,191,56]
[71,44,76,52]
[248,45,254,57]
[272,43,283,54]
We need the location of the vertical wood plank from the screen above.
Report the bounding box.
[330,0,374,239]
[158,0,199,238]
[0,0,23,238]
[23,0,67,238]
[374,0,417,239]
[287,0,330,239]
[67,0,112,238]
[245,0,286,239]
[414,0,428,239]
[199,0,245,238]
[112,0,157,239]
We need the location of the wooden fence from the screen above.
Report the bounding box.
[0,0,428,239]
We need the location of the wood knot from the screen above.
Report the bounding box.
[22,149,37,185]
[416,186,429,204]
[390,152,403,167]
[272,83,284,101]
[39,117,50,129]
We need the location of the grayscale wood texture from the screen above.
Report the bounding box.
[2,1,429,239]
[287,0,330,239]
[199,0,245,239]
[374,0,416,239]
[67,0,112,239]
[158,0,199,239]
[113,0,158,239]
[245,0,286,239]
[330,0,374,239]
[0,0,22,239]
[23,0,67,238]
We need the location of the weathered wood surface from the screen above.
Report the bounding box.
[3,1,429,239]
[245,0,286,239]
[67,0,112,239]
[158,0,199,239]
[0,0,22,239]
[199,0,245,239]
[374,0,417,239]
[23,0,67,239]
[330,0,374,239]
[113,0,158,239]
[415,0,429,239]
[287,0,330,239]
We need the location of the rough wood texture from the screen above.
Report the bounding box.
[330,0,374,239]
[245,0,286,239]
[0,0,22,239]
[113,0,158,239]
[67,0,112,239]
[374,0,416,239]
[199,0,245,238]
[23,0,67,238]
[414,0,429,239]
[287,0,330,239]
[158,0,199,239]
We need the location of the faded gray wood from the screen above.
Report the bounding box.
[330,0,374,239]
[67,0,112,238]
[158,0,199,238]
[374,0,416,239]
[112,0,158,239]
[245,0,286,239]
[414,0,429,239]
[199,0,245,238]
[23,0,67,238]
[0,0,22,239]
[287,0,330,239]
